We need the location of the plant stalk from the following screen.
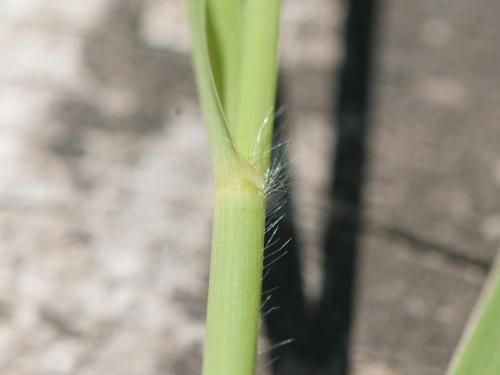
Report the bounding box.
[203,161,265,375]
[186,0,281,373]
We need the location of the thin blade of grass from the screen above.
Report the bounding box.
[447,253,500,375]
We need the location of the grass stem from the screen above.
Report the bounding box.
[186,0,281,373]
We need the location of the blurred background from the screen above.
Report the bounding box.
[1,0,500,374]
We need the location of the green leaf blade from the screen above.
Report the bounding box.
[447,254,500,375]
[206,0,241,125]
[186,0,237,175]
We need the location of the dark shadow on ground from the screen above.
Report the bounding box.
[263,0,379,373]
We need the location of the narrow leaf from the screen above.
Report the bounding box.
[447,253,500,375]
[206,0,241,124]
[186,0,237,175]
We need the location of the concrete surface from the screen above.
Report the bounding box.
[1,0,499,374]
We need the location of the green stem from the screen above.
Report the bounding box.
[203,162,265,375]
[186,0,281,373]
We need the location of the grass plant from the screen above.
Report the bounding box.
[186,1,500,373]
[447,253,500,375]
[186,0,281,373]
